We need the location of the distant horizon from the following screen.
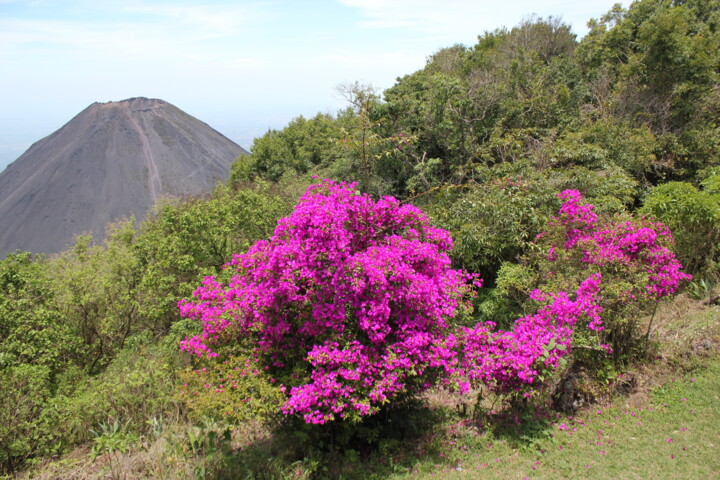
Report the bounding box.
[0,0,623,171]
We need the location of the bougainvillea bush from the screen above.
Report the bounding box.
[529,190,692,360]
[179,183,691,424]
[179,180,479,424]
[457,273,604,396]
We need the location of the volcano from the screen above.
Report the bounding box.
[0,97,248,257]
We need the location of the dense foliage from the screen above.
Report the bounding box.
[236,1,719,202]
[0,185,292,473]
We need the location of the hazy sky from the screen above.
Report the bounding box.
[0,0,623,170]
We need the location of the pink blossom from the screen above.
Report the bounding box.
[180,180,477,423]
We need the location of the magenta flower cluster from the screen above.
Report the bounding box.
[180,180,477,423]
[457,273,603,394]
[554,190,691,298]
[455,190,690,396]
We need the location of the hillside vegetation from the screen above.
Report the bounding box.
[2,1,719,478]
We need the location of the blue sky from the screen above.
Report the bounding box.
[0,0,623,170]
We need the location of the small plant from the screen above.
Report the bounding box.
[185,425,232,480]
[89,419,138,461]
[145,416,166,441]
[89,419,139,479]
[686,279,714,301]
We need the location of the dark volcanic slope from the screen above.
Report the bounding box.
[0,97,248,257]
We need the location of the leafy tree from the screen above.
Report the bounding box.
[230,113,344,184]
[577,0,720,179]
[0,252,83,376]
[379,16,584,194]
[332,82,420,196]
[49,221,143,373]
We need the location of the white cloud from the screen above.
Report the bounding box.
[0,0,274,62]
[115,1,274,39]
[338,0,618,38]
[0,19,169,55]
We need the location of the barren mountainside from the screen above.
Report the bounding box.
[0,97,248,257]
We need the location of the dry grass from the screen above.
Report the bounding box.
[636,294,719,388]
[649,294,718,354]
[23,437,186,480]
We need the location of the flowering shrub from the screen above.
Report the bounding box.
[457,190,690,395]
[179,180,477,424]
[531,190,692,359]
[458,273,603,395]
[555,190,691,298]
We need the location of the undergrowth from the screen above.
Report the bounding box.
[10,294,717,480]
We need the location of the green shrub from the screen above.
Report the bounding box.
[177,353,285,426]
[0,252,84,377]
[640,181,720,277]
[48,223,144,374]
[136,184,289,332]
[428,163,637,283]
[0,365,59,474]
[552,119,657,180]
[477,262,537,328]
[56,341,184,446]
[428,173,559,280]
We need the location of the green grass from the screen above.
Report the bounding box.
[378,298,720,480]
[384,358,720,479]
[20,363,720,480]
